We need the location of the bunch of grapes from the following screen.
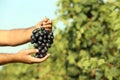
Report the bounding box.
[31,27,54,58]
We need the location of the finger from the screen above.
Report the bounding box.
[46,27,52,30]
[32,54,50,63]
[43,27,52,31]
[43,21,52,25]
[43,25,52,28]
[26,49,38,55]
[36,22,43,28]
[37,18,48,27]
[45,29,52,32]
[37,24,52,30]
[43,18,49,22]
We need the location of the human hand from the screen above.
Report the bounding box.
[36,17,52,31]
[15,49,50,64]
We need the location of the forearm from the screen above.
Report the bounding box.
[0,53,17,65]
[0,18,52,46]
[0,26,36,46]
[0,49,50,65]
[6,26,35,46]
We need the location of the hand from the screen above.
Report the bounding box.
[15,49,50,64]
[36,17,52,31]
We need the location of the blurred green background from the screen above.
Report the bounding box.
[1,0,120,80]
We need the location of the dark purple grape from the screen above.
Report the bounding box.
[31,40,34,44]
[41,43,45,46]
[45,30,49,35]
[38,41,42,45]
[35,54,39,58]
[38,53,47,58]
[31,35,37,42]
[36,53,47,58]
[41,27,45,31]
[32,28,39,34]
[35,52,40,58]
[34,43,39,48]
[44,47,48,52]
[48,35,51,39]
[43,35,47,39]
[50,36,54,39]
[48,39,53,44]
[40,32,44,37]
[49,32,53,36]
[43,39,47,43]
[43,30,47,35]
[38,46,43,51]
[35,32,40,38]
[38,36,43,41]
[32,39,37,43]
[48,34,54,39]
[33,38,37,42]
[38,53,44,58]
[36,52,40,55]
[42,53,47,57]
[41,49,46,54]
[46,43,51,48]
[31,35,35,40]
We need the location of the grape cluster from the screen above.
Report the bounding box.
[31,27,54,58]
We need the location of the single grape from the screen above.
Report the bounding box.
[43,39,47,43]
[40,32,44,37]
[44,47,48,52]
[34,32,40,38]
[46,43,51,48]
[49,32,53,36]
[48,39,53,44]
[41,49,46,54]
[31,39,35,44]
[34,43,39,48]
[41,27,45,31]
[43,35,47,39]
[43,30,47,35]
[45,30,49,35]
[48,35,51,39]
[38,36,43,41]
[41,43,46,47]
[35,54,39,58]
[31,35,37,42]
[38,46,43,51]
[32,28,39,34]
[35,52,40,58]
[38,41,42,45]
[31,35,35,40]
[38,53,44,58]
[43,53,47,57]
[50,36,54,39]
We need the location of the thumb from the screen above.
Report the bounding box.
[26,49,38,55]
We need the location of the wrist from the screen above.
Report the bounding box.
[10,54,19,63]
[13,53,23,63]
